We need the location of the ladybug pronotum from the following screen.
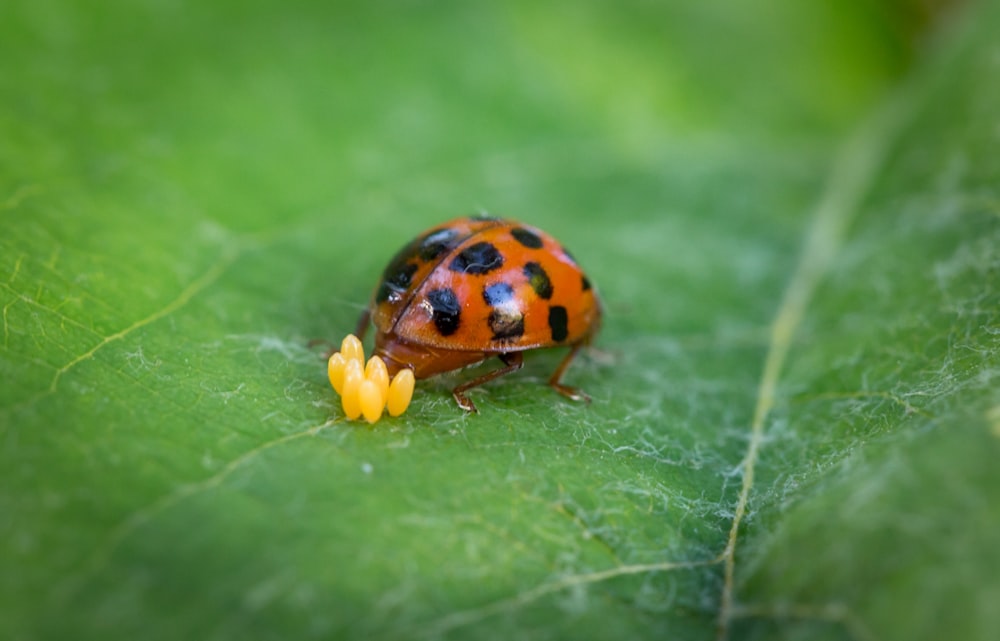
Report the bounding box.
[354,215,602,413]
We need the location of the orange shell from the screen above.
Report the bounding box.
[365,216,601,379]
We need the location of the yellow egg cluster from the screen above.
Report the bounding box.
[327,334,415,424]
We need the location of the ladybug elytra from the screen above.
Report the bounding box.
[354,215,602,413]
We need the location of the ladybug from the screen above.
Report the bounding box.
[354,215,602,413]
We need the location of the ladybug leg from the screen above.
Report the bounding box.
[548,342,591,403]
[354,309,371,341]
[451,352,524,414]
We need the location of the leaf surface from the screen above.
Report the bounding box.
[1,2,997,640]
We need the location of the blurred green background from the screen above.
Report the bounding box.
[2,1,999,640]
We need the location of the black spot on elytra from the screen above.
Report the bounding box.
[482,283,523,341]
[426,288,461,336]
[482,282,515,307]
[523,262,553,299]
[449,242,504,275]
[376,261,418,303]
[511,227,543,249]
[582,274,592,291]
[489,308,524,341]
[418,228,460,262]
[548,305,569,342]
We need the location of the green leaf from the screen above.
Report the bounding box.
[2,1,997,640]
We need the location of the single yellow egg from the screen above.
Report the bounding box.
[365,356,390,403]
[358,379,385,424]
[340,334,364,363]
[341,358,364,420]
[386,368,415,417]
[327,352,347,394]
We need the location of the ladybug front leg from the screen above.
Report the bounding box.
[547,342,591,403]
[451,352,524,413]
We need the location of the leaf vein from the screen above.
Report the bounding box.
[62,418,339,600]
[411,558,716,639]
[47,244,241,393]
[715,96,912,640]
